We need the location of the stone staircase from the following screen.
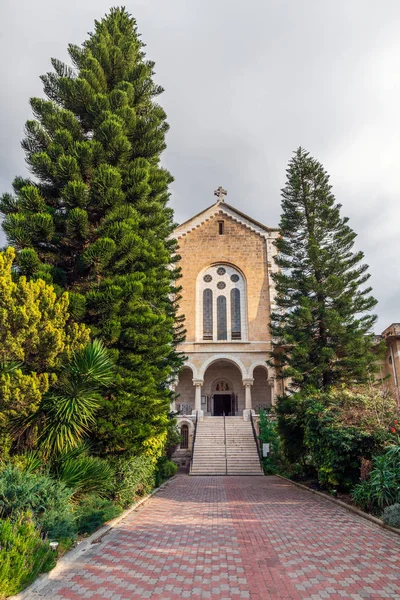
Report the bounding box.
[190,416,263,476]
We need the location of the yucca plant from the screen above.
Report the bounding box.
[17,340,114,456]
[54,446,115,499]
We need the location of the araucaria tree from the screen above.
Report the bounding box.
[0,8,184,456]
[271,147,378,391]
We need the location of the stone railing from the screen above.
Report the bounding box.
[177,404,193,415]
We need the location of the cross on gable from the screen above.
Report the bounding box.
[214,186,227,201]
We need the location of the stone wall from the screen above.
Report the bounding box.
[175,213,271,343]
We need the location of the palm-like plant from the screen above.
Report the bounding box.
[15,340,114,456]
[54,447,115,498]
[39,340,114,455]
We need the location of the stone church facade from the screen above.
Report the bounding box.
[171,189,280,464]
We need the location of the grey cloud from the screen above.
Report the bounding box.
[1,0,399,330]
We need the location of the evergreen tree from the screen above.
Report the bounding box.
[270,147,378,391]
[0,8,184,456]
[0,247,89,456]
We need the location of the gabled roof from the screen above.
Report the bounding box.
[173,199,278,240]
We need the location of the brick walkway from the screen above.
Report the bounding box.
[20,475,400,600]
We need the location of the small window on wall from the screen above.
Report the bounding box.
[180,424,189,449]
[218,221,224,235]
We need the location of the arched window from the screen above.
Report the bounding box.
[197,264,247,342]
[231,288,241,340]
[180,424,189,449]
[203,289,213,340]
[217,296,227,340]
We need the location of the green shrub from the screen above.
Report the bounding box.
[0,513,56,598]
[302,393,390,490]
[382,503,400,528]
[155,456,178,486]
[56,452,115,499]
[352,445,400,511]
[74,495,122,535]
[275,394,307,464]
[0,464,75,540]
[276,387,398,490]
[113,455,156,508]
[258,409,285,474]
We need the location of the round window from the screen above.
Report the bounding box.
[217,281,226,289]
[203,274,212,283]
[217,267,226,276]
[230,274,239,282]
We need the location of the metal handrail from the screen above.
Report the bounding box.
[189,411,199,474]
[250,411,263,468]
[223,411,228,475]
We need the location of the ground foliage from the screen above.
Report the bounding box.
[0,514,56,599]
[352,444,400,513]
[257,409,286,474]
[276,387,398,491]
[382,503,400,528]
[0,7,185,456]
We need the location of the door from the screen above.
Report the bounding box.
[213,394,232,416]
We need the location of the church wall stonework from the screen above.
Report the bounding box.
[176,213,272,343]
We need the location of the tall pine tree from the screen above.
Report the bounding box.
[0,8,184,456]
[271,147,378,392]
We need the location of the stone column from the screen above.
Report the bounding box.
[192,379,204,418]
[242,378,254,421]
[170,383,177,412]
[268,377,276,407]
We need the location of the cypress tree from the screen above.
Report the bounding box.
[0,8,184,456]
[271,147,378,392]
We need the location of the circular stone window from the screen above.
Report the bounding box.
[216,267,226,276]
[203,274,212,283]
[217,281,226,289]
[230,274,240,282]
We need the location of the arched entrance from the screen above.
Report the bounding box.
[202,360,244,416]
[212,379,235,416]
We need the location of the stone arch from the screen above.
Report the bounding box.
[199,354,247,379]
[181,362,198,379]
[248,361,271,379]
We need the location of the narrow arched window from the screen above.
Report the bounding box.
[231,288,241,340]
[217,295,227,340]
[203,289,213,340]
[180,424,189,449]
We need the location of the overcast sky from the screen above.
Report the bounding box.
[0,1,399,331]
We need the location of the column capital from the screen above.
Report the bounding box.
[267,377,276,387]
[242,378,254,386]
[192,379,204,387]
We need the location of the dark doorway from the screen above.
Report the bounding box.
[213,394,233,416]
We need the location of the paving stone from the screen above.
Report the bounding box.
[16,475,400,599]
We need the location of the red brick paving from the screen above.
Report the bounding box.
[20,475,400,599]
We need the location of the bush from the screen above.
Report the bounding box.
[56,452,115,499]
[0,464,75,540]
[352,445,400,512]
[113,455,156,508]
[258,409,285,474]
[382,503,400,528]
[155,456,178,486]
[74,495,122,535]
[0,513,56,598]
[277,387,398,490]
